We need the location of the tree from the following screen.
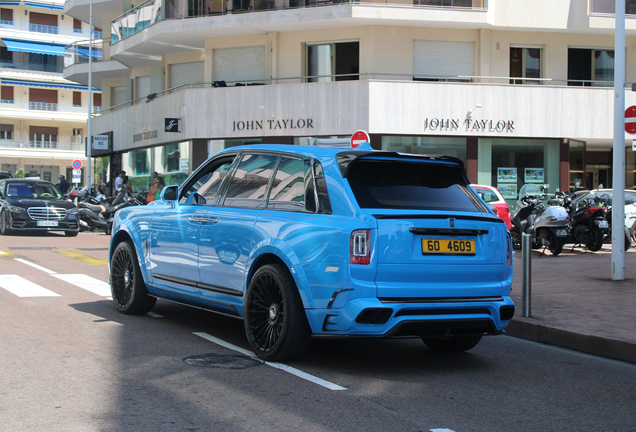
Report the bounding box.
[15,169,25,179]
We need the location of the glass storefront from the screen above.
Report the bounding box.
[121,148,151,193]
[381,136,467,163]
[569,140,585,192]
[478,138,560,207]
[154,141,190,187]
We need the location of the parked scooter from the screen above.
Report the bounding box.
[558,194,608,252]
[603,205,632,251]
[509,190,570,255]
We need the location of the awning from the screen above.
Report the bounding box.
[24,2,64,10]
[1,79,100,92]
[0,2,20,5]
[2,39,66,56]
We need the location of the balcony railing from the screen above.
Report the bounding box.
[64,41,104,68]
[0,59,64,73]
[0,20,102,39]
[97,72,632,115]
[1,99,101,115]
[0,139,84,151]
[110,0,486,44]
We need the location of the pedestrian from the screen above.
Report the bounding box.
[57,174,69,194]
[146,176,164,203]
[115,170,126,192]
[122,175,132,194]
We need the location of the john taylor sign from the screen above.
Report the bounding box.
[424,118,515,133]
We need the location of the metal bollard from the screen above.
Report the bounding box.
[522,233,532,317]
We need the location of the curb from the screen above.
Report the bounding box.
[505,318,636,365]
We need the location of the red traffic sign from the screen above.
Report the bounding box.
[626,106,636,134]
[350,130,370,148]
[72,159,83,170]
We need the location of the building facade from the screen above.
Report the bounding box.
[64,0,636,205]
[0,0,103,183]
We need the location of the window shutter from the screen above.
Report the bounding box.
[170,61,204,89]
[413,40,474,78]
[214,46,265,83]
[111,86,126,106]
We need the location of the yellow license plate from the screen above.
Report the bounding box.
[422,239,476,255]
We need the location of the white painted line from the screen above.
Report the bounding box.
[0,250,6,254]
[0,275,61,297]
[147,311,163,318]
[14,258,57,274]
[51,274,111,297]
[193,332,347,391]
[431,429,456,432]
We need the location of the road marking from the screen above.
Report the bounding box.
[193,332,347,391]
[147,311,164,318]
[52,250,108,266]
[14,258,57,274]
[431,429,456,432]
[0,275,61,297]
[51,274,111,297]
[0,250,6,254]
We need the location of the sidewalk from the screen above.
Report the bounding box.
[505,243,636,364]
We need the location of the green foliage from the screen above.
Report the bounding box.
[15,169,25,178]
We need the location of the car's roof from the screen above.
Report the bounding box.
[2,178,51,183]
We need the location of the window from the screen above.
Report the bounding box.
[510,47,541,84]
[1,86,13,104]
[29,126,58,149]
[568,48,614,87]
[28,53,58,73]
[73,18,82,32]
[306,41,359,82]
[180,157,236,204]
[136,76,151,99]
[413,40,474,81]
[0,46,11,62]
[73,128,82,136]
[29,88,58,111]
[73,92,82,107]
[590,0,636,15]
[29,11,58,34]
[111,86,126,106]
[222,154,278,208]
[1,7,13,22]
[0,124,13,140]
[214,46,265,84]
[267,157,309,211]
[415,0,482,7]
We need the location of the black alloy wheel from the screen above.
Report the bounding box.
[110,241,156,314]
[422,335,483,352]
[510,227,522,250]
[244,263,311,362]
[586,225,604,252]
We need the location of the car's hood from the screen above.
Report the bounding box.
[8,198,77,209]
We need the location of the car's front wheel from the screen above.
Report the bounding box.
[244,263,311,361]
[0,210,12,235]
[65,230,78,237]
[110,241,156,314]
[422,335,483,352]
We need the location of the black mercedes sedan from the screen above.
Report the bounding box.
[0,179,79,236]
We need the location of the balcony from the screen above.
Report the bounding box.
[64,41,104,67]
[1,99,101,115]
[0,60,64,74]
[110,0,486,45]
[0,139,84,152]
[0,20,102,39]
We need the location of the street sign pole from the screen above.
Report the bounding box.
[612,0,625,280]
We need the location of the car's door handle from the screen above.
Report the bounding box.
[189,217,218,223]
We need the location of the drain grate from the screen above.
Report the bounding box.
[184,354,263,369]
[8,247,57,250]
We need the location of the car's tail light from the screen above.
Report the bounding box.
[350,230,370,265]
[506,231,512,266]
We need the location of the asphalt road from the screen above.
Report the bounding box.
[1,232,635,432]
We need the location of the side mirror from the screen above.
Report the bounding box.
[161,185,178,201]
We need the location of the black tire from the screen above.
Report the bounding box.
[104,223,112,236]
[110,241,156,314]
[65,230,79,237]
[422,335,483,353]
[548,231,564,256]
[0,210,12,235]
[624,226,632,251]
[244,263,311,361]
[510,227,522,250]
[586,225,603,252]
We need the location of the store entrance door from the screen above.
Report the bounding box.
[585,165,610,189]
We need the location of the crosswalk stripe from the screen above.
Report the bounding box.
[51,274,111,297]
[0,275,61,297]
[14,258,57,274]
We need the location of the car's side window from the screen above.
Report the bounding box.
[267,157,308,212]
[179,156,236,205]
[222,154,279,209]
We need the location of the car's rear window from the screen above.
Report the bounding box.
[346,160,488,212]
[473,187,499,203]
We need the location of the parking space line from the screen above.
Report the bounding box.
[52,250,108,266]
[14,258,57,274]
[0,275,61,297]
[147,312,164,318]
[193,332,347,391]
[51,274,111,297]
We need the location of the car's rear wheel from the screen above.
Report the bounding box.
[0,210,12,235]
[110,241,156,314]
[422,335,483,353]
[244,263,311,361]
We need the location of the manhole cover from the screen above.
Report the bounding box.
[184,354,263,369]
[8,247,57,250]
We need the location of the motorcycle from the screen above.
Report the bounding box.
[78,188,141,234]
[603,205,632,251]
[559,194,608,252]
[509,193,570,256]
